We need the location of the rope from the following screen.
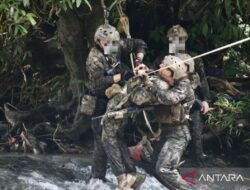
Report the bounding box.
[116,0,157,138]
[116,0,135,70]
[142,111,160,140]
[100,0,118,24]
[148,37,250,75]
[100,0,106,9]
[101,0,117,10]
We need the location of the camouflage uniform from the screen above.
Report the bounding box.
[86,38,147,180]
[188,53,210,163]
[154,52,210,163]
[100,74,167,176]
[167,24,210,163]
[102,113,136,176]
[151,77,195,190]
[102,75,195,190]
[102,55,194,189]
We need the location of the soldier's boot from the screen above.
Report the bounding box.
[176,177,195,190]
[118,173,145,190]
[166,177,195,190]
[157,168,195,190]
[131,173,146,190]
[195,147,209,166]
[118,173,136,190]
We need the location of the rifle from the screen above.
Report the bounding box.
[91,106,154,120]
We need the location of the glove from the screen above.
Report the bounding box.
[134,57,143,67]
[120,70,134,81]
[105,68,115,76]
[119,70,134,87]
[119,72,126,87]
[124,70,135,81]
[119,79,126,87]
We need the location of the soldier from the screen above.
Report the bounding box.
[166,25,210,165]
[85,23,147,183]
[147,55,195,190]
[102,55,195,190]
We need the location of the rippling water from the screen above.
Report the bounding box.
[0,153,167,190]
[1,154,249,190]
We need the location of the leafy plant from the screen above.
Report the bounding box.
[208,94,250,148]
[0,0,92,65]
[181,0,249,50]
[223,49,250,78]
[48,72,70,100]
[149,26,167,44]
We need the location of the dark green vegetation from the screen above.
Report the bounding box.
[0,0,250,164]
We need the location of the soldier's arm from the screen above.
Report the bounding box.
[151,80,187,105]
[195,58,210,101]
[120,38,147,55]
[120,38,147,67]
[87,58,114,93]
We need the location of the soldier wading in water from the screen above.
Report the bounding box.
[83,23,147,187]
[102,55,195,190]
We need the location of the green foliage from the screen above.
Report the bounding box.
[208,95,250,148]
[0,35,31,74]
[0,0,37,36]
[175,0,250,83]
[0,0,37,75]
[56,0,92,11]
[0,0,93,60]
[48,72,70,100]
[0,0,93,74]
[181,0,249,51]
[149,26,167,44]
[0,0,93,106]
[223,49,250,78]
[243,138,250,147]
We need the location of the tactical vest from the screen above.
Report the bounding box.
[155,101,193,125]
[86,47,121,95]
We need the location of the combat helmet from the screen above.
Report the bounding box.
[161,55,186,80]
[176,53,195,73]
[94,24,120,43]
[167,25,188,40]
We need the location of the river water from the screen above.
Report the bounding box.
[0,154,249,190]
[0,153,167,190]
